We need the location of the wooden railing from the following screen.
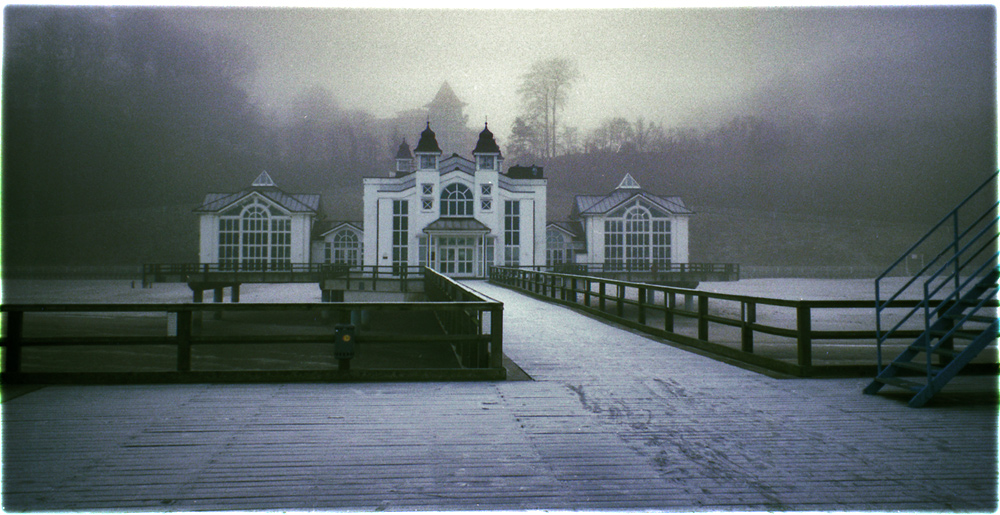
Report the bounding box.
[1,268,504,383]
[141,263,425,287]
[488,266,984,377]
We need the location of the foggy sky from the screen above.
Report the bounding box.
[173,6,995,141]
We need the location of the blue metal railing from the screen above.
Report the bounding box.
[874,171,999,373]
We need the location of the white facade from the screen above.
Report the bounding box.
[363,123,546,278]
[195,171,320,269]
[566,173,691,269]
[311,221,364,266]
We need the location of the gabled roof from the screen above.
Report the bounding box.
[315,220,363,238]
[438,154,475,175]
[547,220,585,241]
[574,174,691,217]
[195,173,320,214]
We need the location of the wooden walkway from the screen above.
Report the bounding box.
[3,280,997,511]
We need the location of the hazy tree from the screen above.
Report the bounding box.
[507,116,542,162]
[516,57,580,158]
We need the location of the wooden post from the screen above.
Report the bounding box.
[213,287,224,320]
[698,295,709,341]
[584,280,591,307]
[4,311,24,374]
[231,284,240,303]
[797,305,812,369]
[742,302,755,353]
[638,287,646,325]
[599,282,606,312]
[616,284,624,318]
[665,292,675,332]
[491,306,503,369]
[176,310,192,373]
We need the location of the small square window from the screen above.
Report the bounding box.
[420,155,437,169]
[481,183,492,196]
[422,198,434,210]
[481,198,493,211]
[421,183,433,195]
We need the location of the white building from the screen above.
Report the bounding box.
[549,173,691,270]
[362,123,547,277]
[195,171,320,270]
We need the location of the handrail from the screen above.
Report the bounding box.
[874,170,999,373]
[488,266,987,377]
[1,267,506,381]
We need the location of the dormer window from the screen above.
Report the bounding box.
[478,155,495,171]
[420,155,437,170]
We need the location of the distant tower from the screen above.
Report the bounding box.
[424,82,475,154]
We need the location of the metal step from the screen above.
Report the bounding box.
[892,361,942,374]
[908,343,962,357]
[942,313,998,325]
[873,376,924,392]
[930,328,992,341]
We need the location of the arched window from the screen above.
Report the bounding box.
[241,205,269,270]
[624,207,650,268]
[326,229,361,266]
[604,204,670,270]
[217,198,292,271]
[440,183,473,217]
[547,230,567,267]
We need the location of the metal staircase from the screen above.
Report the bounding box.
[864,171,998,407]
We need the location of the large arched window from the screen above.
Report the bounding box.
[440,183,473,217]
[604,204,670,270]
[217,198,292,271]
[326,229,361,266]
[241,205,269,270]
[624,207,650,268]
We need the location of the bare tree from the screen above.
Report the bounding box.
[516,57,580,159]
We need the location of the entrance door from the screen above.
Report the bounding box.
[438,237,476,277]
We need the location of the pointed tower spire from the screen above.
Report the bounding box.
[473,122,503,172]
[414,122,442,170]
[394,138,413,175]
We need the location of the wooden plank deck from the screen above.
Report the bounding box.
[2,280,997,511]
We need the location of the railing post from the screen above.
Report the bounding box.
[665,292,675,332]
[584,279,591,307]
[638,286,646,325]
[570,277,577,303]
[176,310,192,373]
[616,284,624,318]
[797,304,812,370]
[698,295,709,341]
[490,305,503,369]
[599,282,606,312]
[4,311,24,374]
[742,301,755,353]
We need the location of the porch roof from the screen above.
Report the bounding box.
[422,218,491,234]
